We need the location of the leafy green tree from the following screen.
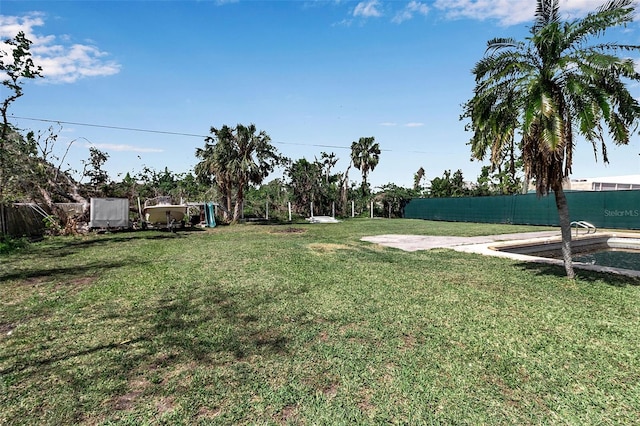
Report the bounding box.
[376,183,419,218]
[450,170,467,197]
[135,166,197,201]
[286,152,348,217]
[107,172,138,199]
[194,139,231,212]
[319,152,338,184]
[174,172,207,202]
[0,31,42,206]
[287,158,323,216]
[0,126,89,234]
[244,179,290,221]
[430,169,468,198]
[0,32,90,235]
[0,125,37,202]
[81,147,110,197]
[195,124,284,223]
[473,166,493,196]
[493,163,524,195]
[429,171,452,198]
[463,0,640,278]
[350,136,380,196]
[0,31,42,232]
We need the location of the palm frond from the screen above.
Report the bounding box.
[533,0,560,32]
[564,0,635,49]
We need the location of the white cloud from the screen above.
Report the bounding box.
[353,0,383,18]
[0,13,121,83]
[433,0,608,26]
[379,122,397,126]
[86,143,163,153]
[392,1,430,24]
[332,18,353,27]
[405,122,424,127]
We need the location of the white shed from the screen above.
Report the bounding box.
[89,198,130,229]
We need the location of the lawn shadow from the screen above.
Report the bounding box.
[0,336,149,375]
[152,286,290,362]
[0,260,150,283]
[516,262,640,286]
[27,232,187,259]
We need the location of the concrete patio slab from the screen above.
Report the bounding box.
[361,230,560,252]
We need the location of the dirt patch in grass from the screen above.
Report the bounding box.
[307,243,351,254]
[147,352,179,370]
[323,382,339,399]
[112,378,148,411]
[399,333,417,351]
[275,404,299,425]
[5,275,96,306]
[198,406,222,420]
[155,396,176,414]
[271,228,306,234]
[54,276,97,294]
[357,388,375,415]
[0,322,16,337]
[318,330,329,342]
[16,275,96,292]
[22,276,49,286]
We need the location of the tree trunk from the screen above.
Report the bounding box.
[340,164,351,216]
[553,185,575,279]
[225,193,232,223]
[232,187,244,223]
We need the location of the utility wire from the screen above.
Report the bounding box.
[11,115,208,138]
[10,115,431,154]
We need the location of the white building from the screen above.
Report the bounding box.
[569,175,640,191]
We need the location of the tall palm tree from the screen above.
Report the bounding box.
[195,133,234,221]
[195,124,283,223]
[351,136,381,196]
[229,124,282,222]
[463,0,640,278]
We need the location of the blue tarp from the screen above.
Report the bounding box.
[205,202,217,228]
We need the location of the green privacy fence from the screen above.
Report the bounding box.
[404,190,640,230]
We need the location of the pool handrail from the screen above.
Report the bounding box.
[570,220,597,236]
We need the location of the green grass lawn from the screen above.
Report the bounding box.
[1,219,638,425]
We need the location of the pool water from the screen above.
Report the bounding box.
[489,234,640,275]
[572,249,640,271]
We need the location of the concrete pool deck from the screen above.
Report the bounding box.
[361,230,561,252]
[362,230,640,278]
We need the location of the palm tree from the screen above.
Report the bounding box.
[463,0,640,279]
[229,124,282,222]
[195,124,283,223]
[351,136,381,196]
[195,135,234,221]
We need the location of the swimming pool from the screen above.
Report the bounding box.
[573,249,640,271]
[486,234,640,277]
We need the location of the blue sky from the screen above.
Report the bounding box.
[3,0,640,189]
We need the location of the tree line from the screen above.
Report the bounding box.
[0,32,520,232]
[4,0,640,281]
[0,31,535,232]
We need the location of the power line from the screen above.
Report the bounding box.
[10,115,433,154]
[11,115,208,138]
